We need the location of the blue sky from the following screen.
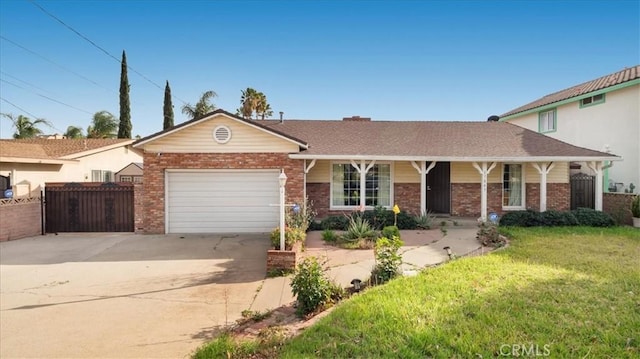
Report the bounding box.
[0,0,638,138]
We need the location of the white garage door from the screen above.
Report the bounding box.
[166,170,279,233]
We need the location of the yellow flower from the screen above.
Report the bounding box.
[393,204,400,215]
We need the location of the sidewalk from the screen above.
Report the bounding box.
[251,220,483,312]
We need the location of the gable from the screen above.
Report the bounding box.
[139,114,302,153]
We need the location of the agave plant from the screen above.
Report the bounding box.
[343,213,376,242]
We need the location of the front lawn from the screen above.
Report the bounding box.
[195,227,640,358]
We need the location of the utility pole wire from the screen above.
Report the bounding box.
[1,79,93,115]
[30,0,189,105]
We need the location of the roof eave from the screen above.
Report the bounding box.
[288,154,621,162]
[0,156,78,164]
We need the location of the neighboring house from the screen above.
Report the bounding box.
[499,65,639,194]
[133,110,618,234]
[115,162,143,183]
[0,139,143,197]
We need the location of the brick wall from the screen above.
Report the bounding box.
[525,183,570,212]
[603,193,635,225]
[143,152,304,233]
[134,183,144,233]
[394,183,420,215]
[307,183,330,218]
[0,199,42,241]
[451,183,502,217]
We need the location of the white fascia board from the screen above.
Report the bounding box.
[288,154,621,162]
[0,156,78,164]
[60,140,135,159]
[133,113,308,149]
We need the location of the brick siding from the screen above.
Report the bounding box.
[526,183,570,212]
[143,152,304,234]
[603,192,636,225]
[394,183,421,215]
[134,183,144,233]
[0,199,42,241]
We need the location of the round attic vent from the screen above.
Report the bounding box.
[213,125,231,144]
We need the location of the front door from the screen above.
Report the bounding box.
[426,162,451,214]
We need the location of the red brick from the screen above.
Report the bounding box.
[0,199,42,241]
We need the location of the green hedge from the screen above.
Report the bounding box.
[499,208,614,227]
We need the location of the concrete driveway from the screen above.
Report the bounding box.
[0,233,270,358]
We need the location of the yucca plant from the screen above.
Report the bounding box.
[343,212,376,242]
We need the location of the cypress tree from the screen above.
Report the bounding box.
[163,80,174,129]
[118,50,132,138]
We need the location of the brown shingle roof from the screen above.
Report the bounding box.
[263,120,615,159]
[0,139,132,160]
[501,65,640,117]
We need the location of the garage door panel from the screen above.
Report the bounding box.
[167,171,279,233]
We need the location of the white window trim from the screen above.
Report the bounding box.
[502,163,526,210]
[120,176,133,182]
[538,109,556,133]
[329,161,394,210]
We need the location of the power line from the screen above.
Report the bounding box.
[30,0,188,106]
[1,97,69,135]
[0,35,113,92]
[0,70,53,95]
[1,79,93,115]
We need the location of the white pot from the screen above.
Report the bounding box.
[633,217,640,228]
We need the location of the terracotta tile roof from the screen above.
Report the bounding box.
[0,139,132,160]
[262,120,615,159]
[501,65,640,117]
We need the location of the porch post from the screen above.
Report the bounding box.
[531,162,555,212]
[303,159,317,213]
[351,160,375,209]
[472,161,497,222]
[411,161,437,215]
[587,161,605,211]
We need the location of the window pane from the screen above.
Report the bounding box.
[91,170,101,182]
[503,164,522,207]
[331,163,391,207]
[332,164,345,206]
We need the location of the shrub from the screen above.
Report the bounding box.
[290,257,332,316]
[321,229,339,243]
[320,216,349,230]
[362,205,392,230]
[343,213,376,242]
[572,208,615,227]
[415,211,436,229]
[286,198,316,232]
[632,195,640,218]
[308,220,323,231]
[499,210,540,227]
[270,226,306,250]
[381,225,401,240]
[539,210,578,226]
[396,211,418,229]
[476,222,507,247]
[371,236,404,285]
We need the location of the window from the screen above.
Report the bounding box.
[331,163,391,208]
[91,170,114,182]
[120,176,132,182]
[503,164,525,208]
[538,109,556,133]
[133,176,143,183]
[580,93,605,107]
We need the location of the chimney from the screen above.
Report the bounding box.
[487,115,500,122]
[279,111,284,123]
[342,116,371,122]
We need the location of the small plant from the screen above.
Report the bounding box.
[440,227,448,236]
[381,225,400,240]
[320,215,350,230]
[286,197,317,232]
[440,220,447,227]
[270,226,306,250]
[343,212,376,242]
[290,257,332,316]
[631,195,640,218]
[414,211,436,229]
[321,229,339,243]
[241,309,271,322]
[267,268,294,277]
[370,236,404,285]
[392,204,401,226]
[476,222,506,248]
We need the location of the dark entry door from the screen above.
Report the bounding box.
[427,162,451,214]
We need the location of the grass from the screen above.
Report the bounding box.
[193,226,640,358]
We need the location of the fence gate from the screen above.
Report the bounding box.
[45,182,134,233]
[570,173,595,210]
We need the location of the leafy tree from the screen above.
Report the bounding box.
[118,50,132,138]
[64,125,84,139]
[1,113,52,139]
[236,88,272,120]
[181,90,217,120]
[163,80,174,129]
[87,111,118,138]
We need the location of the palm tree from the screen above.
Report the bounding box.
[237,88,259,119]
[181,90,217,120]
[255,92,273,120]
[64,125,84,139]
[1,113,52,139]
[87,111,118,139]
